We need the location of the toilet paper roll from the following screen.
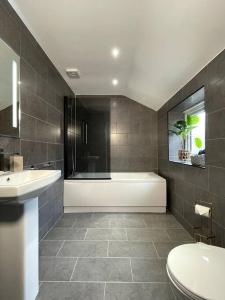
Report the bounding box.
[195,204,211,218]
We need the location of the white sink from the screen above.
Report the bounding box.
[0,169,61,300]
[0,170,61,199]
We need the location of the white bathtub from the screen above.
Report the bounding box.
[64,172,167,213]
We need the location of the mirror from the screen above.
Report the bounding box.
[0,39,20,138]
[168,87,205,168]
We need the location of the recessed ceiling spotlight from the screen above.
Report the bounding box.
[111,47,120,58]
[112,79,119,86]
[66,68,80,79]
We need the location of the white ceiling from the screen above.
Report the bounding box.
[9,0,225,110]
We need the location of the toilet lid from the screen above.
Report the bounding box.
[167,243,225,300]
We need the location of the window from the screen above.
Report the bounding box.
[184,101,205,155]
[168,87,205,168]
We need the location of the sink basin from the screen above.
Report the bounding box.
[0,170,61,199]
[0,169,61,300]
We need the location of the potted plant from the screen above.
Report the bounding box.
[169,114,202,161]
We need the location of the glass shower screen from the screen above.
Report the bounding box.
[64,96,111,179]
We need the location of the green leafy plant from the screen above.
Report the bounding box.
[169,114,202,150]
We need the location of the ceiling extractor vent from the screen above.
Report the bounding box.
[66,68,80,79]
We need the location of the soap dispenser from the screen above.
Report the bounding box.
[10,153,23,172]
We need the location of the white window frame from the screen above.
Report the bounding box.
[183,101,205,154]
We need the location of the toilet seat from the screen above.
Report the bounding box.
[167,243,225,300]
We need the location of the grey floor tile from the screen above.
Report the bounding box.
[143,214,177,222]
[39,241,64,256]
[110,218,146,228]
[72,213,111,228]
[58,241,108,257]
[131,258,168,282]
[167,229,193,242]
[37,282,104,300]
[170,283,189,300]
[44,228,86,240]
[105,283,175,300]
[85,228,127,240]
[72,258,132,282]
[109,241,157,257]
[55,215,76,228]
[127,229,170,242]
[144,216,182,229]
[154,242,185,258]
[39,257,76,281]
[73,216,110,228]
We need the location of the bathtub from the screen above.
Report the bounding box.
[64,172,167,213]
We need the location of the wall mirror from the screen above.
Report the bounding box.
[168,87,205,168]
[0,39,20,138]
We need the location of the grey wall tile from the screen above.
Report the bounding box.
[0,1,21,55]
[206,139,225,168]
[206,78,225,113]
[110,96,158,172]
[21,140,48,166]
[20,113,36,140]
[20,87,48,121]
[208,109,225,139]
[158,49,225,247]
[209,166,225,198]
[0,1,73,239]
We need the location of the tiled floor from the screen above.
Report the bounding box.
[37,213,193,300]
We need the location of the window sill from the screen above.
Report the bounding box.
[169,159,206,169]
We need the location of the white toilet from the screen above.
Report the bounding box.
[167,243,225,300]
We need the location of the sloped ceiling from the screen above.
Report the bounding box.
[9,0,225,110]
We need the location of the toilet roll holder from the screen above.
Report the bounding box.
[193,200,215,244]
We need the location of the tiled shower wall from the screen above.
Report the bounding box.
[158,49,225,247]
[111,96,158,172]
[0,1,74,238]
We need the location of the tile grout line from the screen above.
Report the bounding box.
[165,229,172,242]
[41,280,170,284]
[152,241,160,259]
[40,216,63,241]
[107,240,109,257]
[39,256,166,259]
[55,240,65,257]
[169,282,178,300]
[129,258,134,282]
[103,282,106,300]
[84,229,88,240]
[43,238,178,242]
[71,219,77,228]
[143,219,149,228]
[69,258,78,281]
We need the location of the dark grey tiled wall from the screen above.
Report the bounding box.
[111,96,158,172]
[0,1,74,238]
[158,50,225,247]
